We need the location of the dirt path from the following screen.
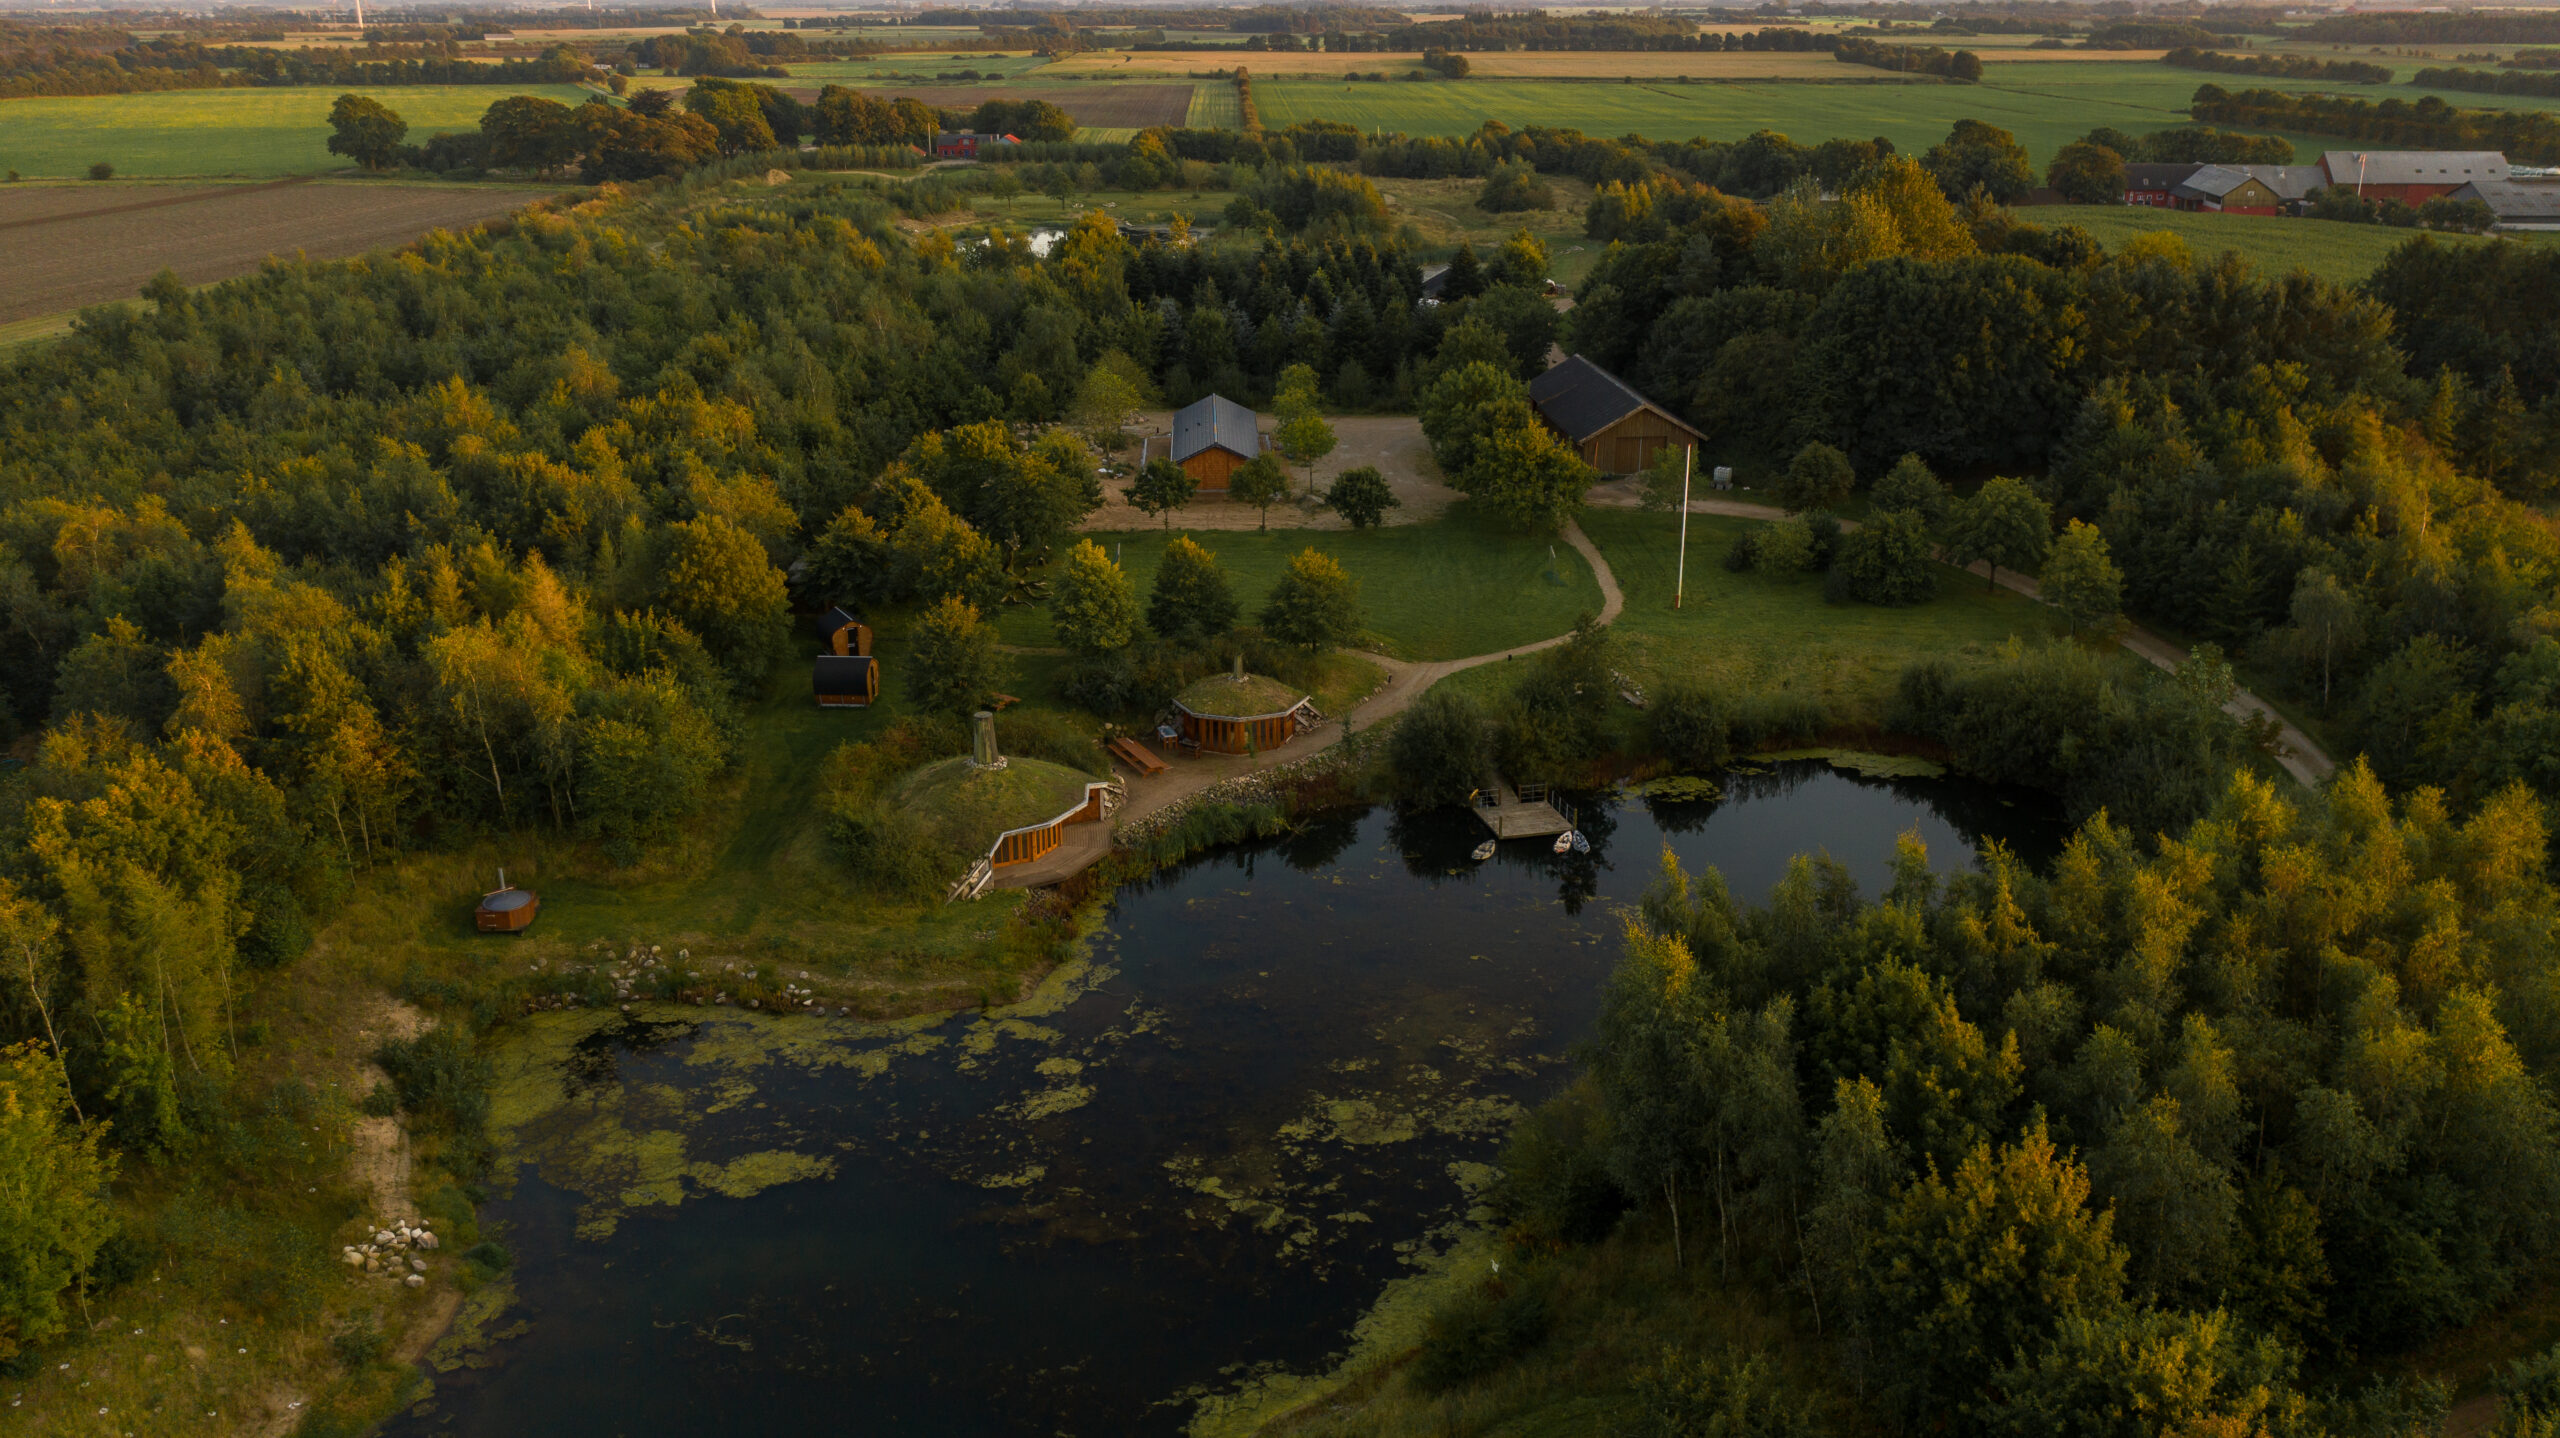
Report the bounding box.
[1580,481,2337,786]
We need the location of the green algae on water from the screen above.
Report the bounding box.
[1756,747,1947,779]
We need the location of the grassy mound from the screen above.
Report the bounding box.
[890,756,1100,859]
[1174,672,1305,718]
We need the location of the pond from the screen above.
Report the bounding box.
[392,761,2063,1438]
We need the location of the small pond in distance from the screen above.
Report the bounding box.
[391,761,2062,1438]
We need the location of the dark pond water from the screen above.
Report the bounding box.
[392,762,2062,1438]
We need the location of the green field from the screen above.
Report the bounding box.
[1186,76,1244,129]
[1253,60,2560,166]
[2051,203,2553,284]
[1001,508,1605,662]
[0,84,595,178]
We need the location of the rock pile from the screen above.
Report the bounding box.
[342,1218,440,1286]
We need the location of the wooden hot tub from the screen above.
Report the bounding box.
[476,886,539,935]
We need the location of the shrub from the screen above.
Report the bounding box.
[1388,688,1492,803]
[1723,527,1763,572]
[1495,616,1615,781]
[237,882,312,970]
[1824,509,1938,606]
[1412,1278,1552,1393]
[1756,519,1815,574]
[87,161,114,181]
[1728,691,1831,749]
[1496,1077,1628,1245]
[829,803,956,899]
[1800,511,1844,569]
[1648,682,1732,771]
[1775,441,1854,513]
[1871,452,1949,522]
[374,1027,492,1177]
[1636,1345,1814,1437]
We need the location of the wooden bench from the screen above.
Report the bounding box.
[1108,736,1168,776]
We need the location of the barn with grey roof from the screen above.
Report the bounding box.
[1163,394,1268,491]
[1527,355,1704,476]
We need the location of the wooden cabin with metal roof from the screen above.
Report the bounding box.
[1164,394,1268,491]
[1526,355,1705,477]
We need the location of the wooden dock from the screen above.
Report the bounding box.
[1472,783,1574,839]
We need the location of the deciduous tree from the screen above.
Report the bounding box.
[1048,539,1139,655]
[326,93,408,171]
[0,1039,117,1362]
[908,594,1005,719]
[1275,407,1337,498]
[1775,441,1855,514]
[1260,547,1361,651]
[1945,476,2052,591]
[1227,453,1292,531]
[2042,519,2124,634]
[1123,457,1197,530]
[1148,536,1238,643]
[1325,465,1399,529]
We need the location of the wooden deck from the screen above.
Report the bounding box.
[1472,783,1574,839]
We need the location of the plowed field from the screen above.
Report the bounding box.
[0,179,550,325]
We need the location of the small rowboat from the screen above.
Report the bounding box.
[1552,830,1577,855]
[1470,840,1497,862]
[1571,831,1591,854]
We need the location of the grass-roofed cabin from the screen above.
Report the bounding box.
[892,720,1115,869]
[1173,671,1312,755]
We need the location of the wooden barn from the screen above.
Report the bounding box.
[1173,671,1314,755]
[1164,394,1267,491]
[1527,356,1704,477]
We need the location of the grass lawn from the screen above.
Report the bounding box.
[0,84,598,178]
[2044,204,2552,284]
[1458,506,2064,722]
[1005,507,1604,661]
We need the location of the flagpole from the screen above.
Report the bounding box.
[1674,445,1692,610]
